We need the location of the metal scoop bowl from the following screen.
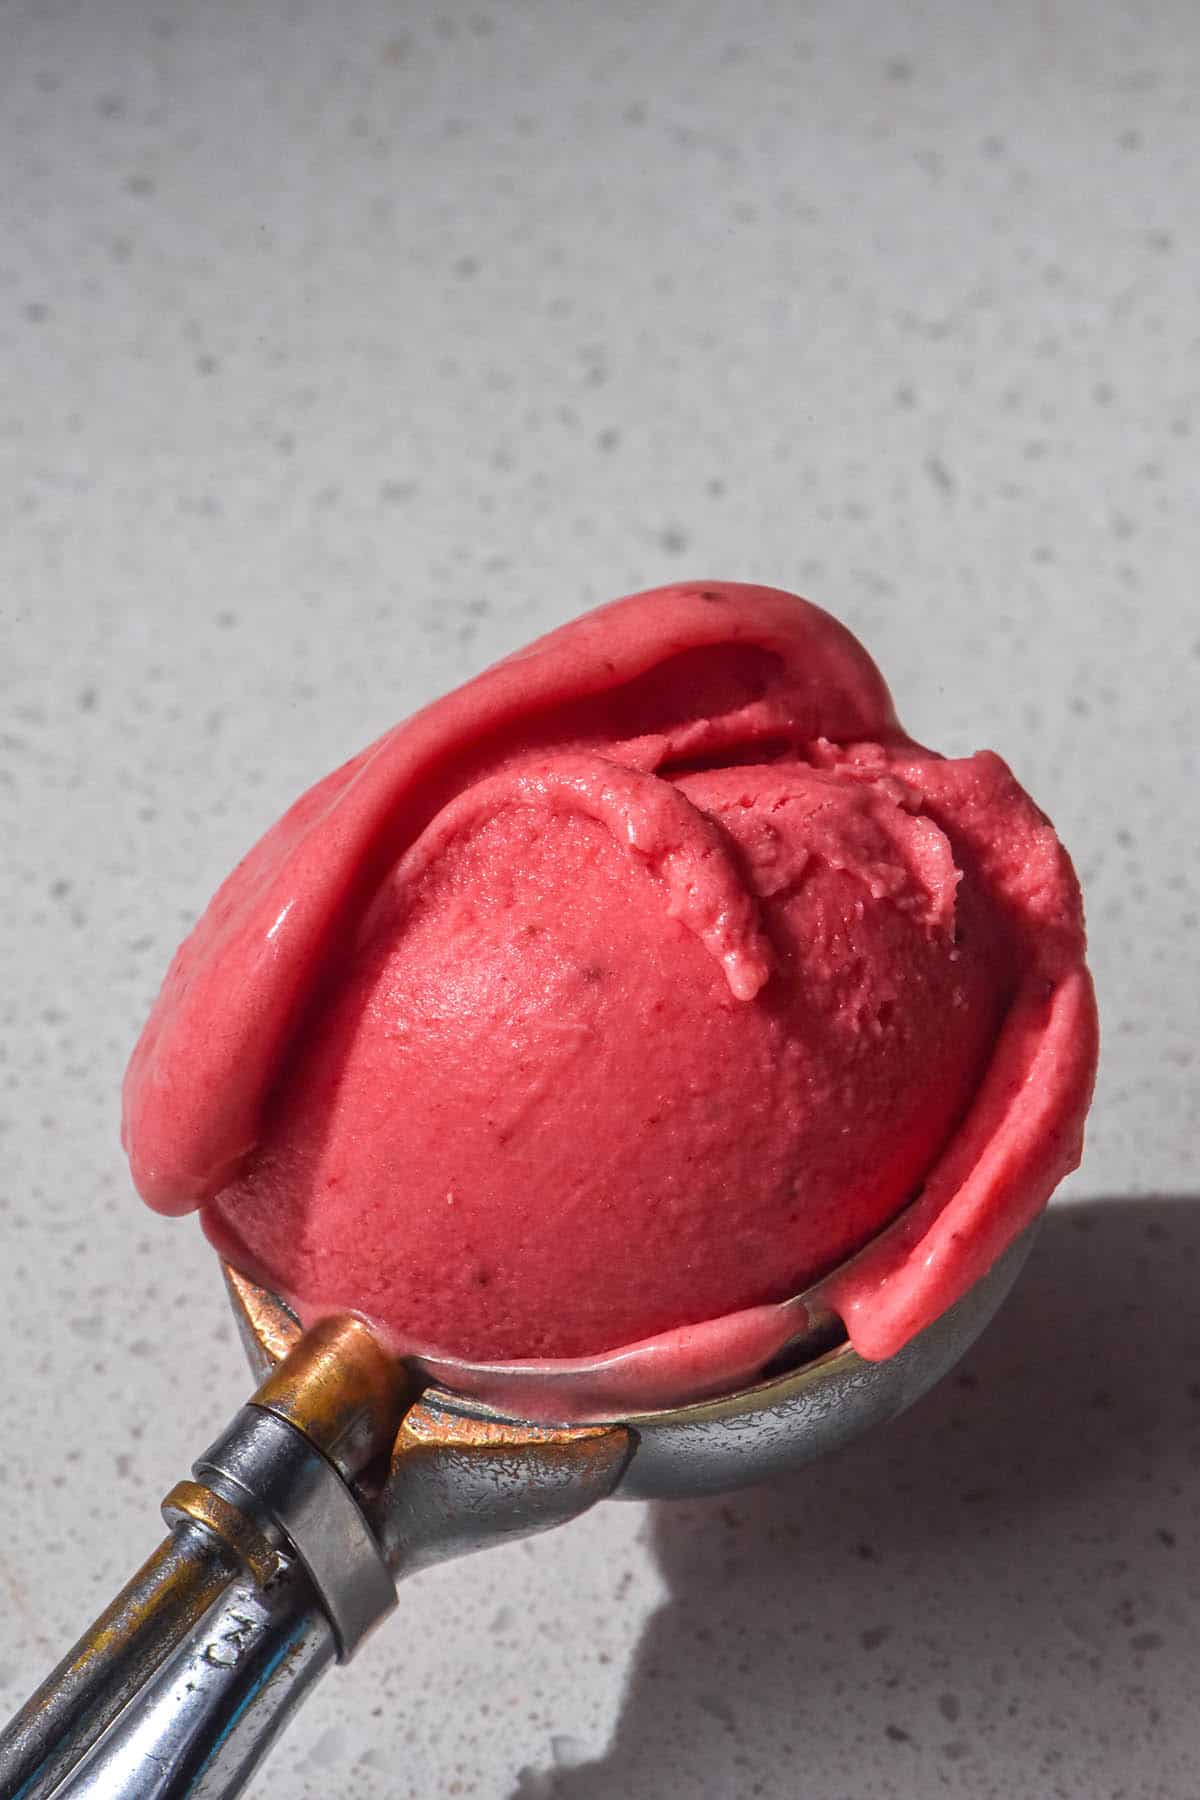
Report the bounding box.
[0,1225,1035,1800]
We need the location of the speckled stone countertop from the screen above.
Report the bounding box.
[1,1,1197,1795]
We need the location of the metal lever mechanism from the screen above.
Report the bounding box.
[0,1303,634,1800]
[0,1316,409,1799]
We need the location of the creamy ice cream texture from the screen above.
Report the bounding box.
[124,584,1097,1414]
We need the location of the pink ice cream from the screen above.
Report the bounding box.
[123,584,1098,1413]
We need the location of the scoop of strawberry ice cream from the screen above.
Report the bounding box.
[123,584,1097,1400]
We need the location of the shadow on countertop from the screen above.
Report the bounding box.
[513,1197,1200,1800]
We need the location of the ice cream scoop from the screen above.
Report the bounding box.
[0,1223,1037,1800]
[3,584,1097,1797]
[123,583,1098,1412]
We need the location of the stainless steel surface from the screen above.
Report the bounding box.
[2,1226,1039,1800]
[0,1315,632,1799]
[0,1524,240,1800]
[0,1316,408,1799]
[221,1227,1037,1508]
[609,1224,1038,1500]
[49,1568,333,1800]
[405,1226,1037,1505]
[195,1406,395,1661]
[379,1401,634,1578]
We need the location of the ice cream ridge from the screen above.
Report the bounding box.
[123,583,1098,1419]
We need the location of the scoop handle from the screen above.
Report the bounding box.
[0,1522,241,1800]
[47,1561,333,1800]
[0,1317,406,1799]
[0,1316,633,1797]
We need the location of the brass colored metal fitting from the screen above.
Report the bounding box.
[223,1263,302,1371]
[161,1479,281,1589]
[250,1314,409,1484]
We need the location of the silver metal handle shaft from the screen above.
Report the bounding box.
[0,1318,405,1800]
[48,1566,333,1800]
[0,1523,240,1800]
[0,1313,632,1800]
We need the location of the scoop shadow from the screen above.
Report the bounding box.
[513,1196,1200,1799]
